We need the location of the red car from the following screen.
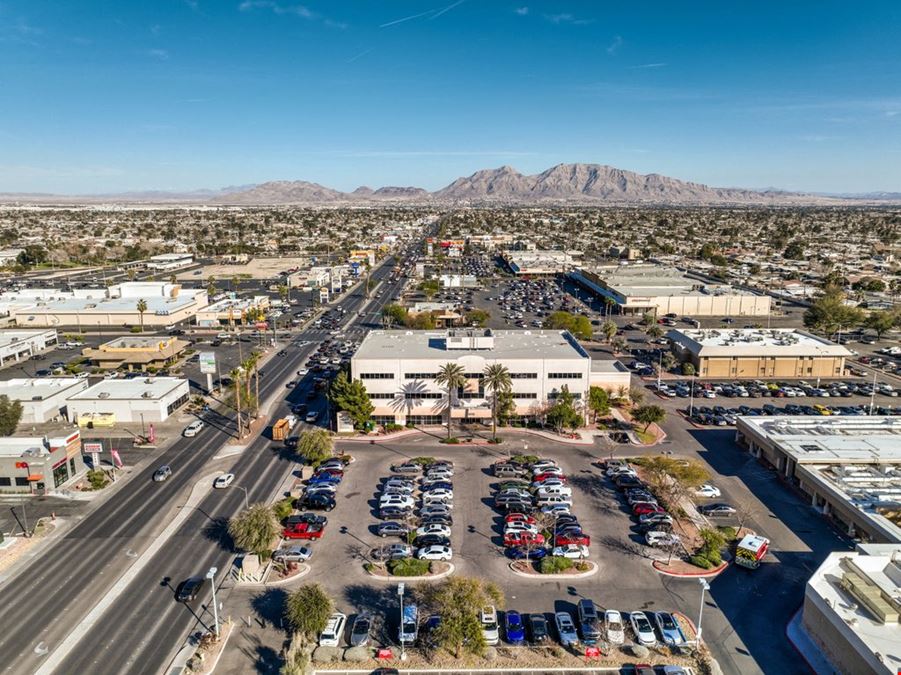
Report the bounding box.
[504,513,536,525]
[533,472,566,484]
[282,522,324,540]
[555,532,591,547]
[504,531,545,548]
[633,503,666,517]
[315,467,344,477]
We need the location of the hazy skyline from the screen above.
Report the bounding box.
[1,1,899,194]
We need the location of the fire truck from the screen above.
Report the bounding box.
[735,534,769,569]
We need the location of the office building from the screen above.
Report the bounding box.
[570,264,771,316]
[146,253,195,271]
[66,377,190,425]
[667,328,851,379]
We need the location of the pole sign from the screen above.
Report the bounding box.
[199,351,217,375]
[84,441,102,467]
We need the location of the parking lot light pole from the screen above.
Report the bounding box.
[207,566,220,639]
[397,583,406,661]
[236,485,250,510]
[688,373,695,417]
[696,578,710,645]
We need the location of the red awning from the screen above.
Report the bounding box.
[26,474,44,481]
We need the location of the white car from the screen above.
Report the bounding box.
[183,420,204,437]
[417,544,452,561]
[382,484,414,495]
[541,504,572,517]
[425,467,454,479]
[213,473,235,489]
[532,477,566,489]
[319,612,347,647]
[380,494,415,509]
[536,494,572,507]
[531,460,558,472]
[646,531,681,548]
[604,610,625,644]
[532,465,563,477]
[552,544,589,559]
[422,493,454,508]
[695,484,721,499]
[480,606,500,645]
[535,485,573,498]
[504,522,538,535]
[629,611,657,646]
[422,487,454,501]
[415,523,451,538]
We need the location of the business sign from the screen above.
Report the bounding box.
[199,351,217,375]
[83,442,103,454]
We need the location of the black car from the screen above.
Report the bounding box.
[379,505,413,520]
[527,613,549,644]
[420,514,453,527]
[175,576,207,603]
[291,403,308,415]
[285,513,328,527]
[413,534,451,548]
[377,521,410,538]
[497,500,535,514]
[299,493,335,511]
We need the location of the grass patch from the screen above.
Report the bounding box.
[85,469,109,491]
[539,556,573,574]
[387,558,430,576]
[439,437,460,444]
[411,456,437,466]
[634,429,656,444]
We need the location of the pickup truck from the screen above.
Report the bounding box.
[282,522,325,540]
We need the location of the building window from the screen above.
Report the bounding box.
[403,373,437,380]
[408,414,443,425]
[509,373,538,379]
[513,392,537,399]
[369,393,396,399]
[360,373,394,380]
[52,462,69,488]
[463,373,483,379]
[548,372,582,379]
[0,477,10,486]
[548,392,582,400]
[14,477,28,487]
[372,415,397,425]
[405,392,442,399]
[167,392,190,415]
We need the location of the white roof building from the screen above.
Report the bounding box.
[66,377,190,424]
[0,377,89,424]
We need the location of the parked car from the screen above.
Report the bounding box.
[372,543,413,561]
[554,611,579,647]
[419,503,453,519]
[699,503,737,518]
[604,609,625,644]
[380,494,415,509]
[555,531,591,547]
[319,613,347,647]
[577,598,601,645]
[551,544,589,559]
[507,546,548,560]
[350,613,372,647]
[213,473,234,489]
[504,531,545,548]
[175,576,206,602]
[504,610,526,644]
[272,545,313,563]
[654,611,686,646]
[695,484,721,499]
[282,522,324,540]
[481,606,500,645]
[504,513,536,525]
[646,531,681,548]
[299,493,335,511]
[417,544,452,561]
[629,611,657,646]
[527,613,549,644]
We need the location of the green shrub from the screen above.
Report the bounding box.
[130,326,142,333]
[689,555,713,569]
[440,437,460,444]
[539,556,574,574]
[510,454,539,466]
[272,497,294,521]
[718,526,738,541]
[384,423,404,432]
[411,456,436,466]
[86,469,109,490]
[387,558,430,576]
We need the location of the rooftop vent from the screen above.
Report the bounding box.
[98,391,110,398]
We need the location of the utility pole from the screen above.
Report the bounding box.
[207,566,220,639]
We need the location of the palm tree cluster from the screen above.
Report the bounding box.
[435,362,512,440]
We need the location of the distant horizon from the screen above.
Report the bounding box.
[1,2,899,194]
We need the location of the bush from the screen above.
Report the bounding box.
[510,454,539,466]
[718,526,738,541]
[130,326,142,333]
[539,556,574,574]
[86,469,109,490]
[689,555,713,569]
[272,497,294,521]
[411,456,437,466]
[384,422,404,432]
[440,437,460,444]
[387,558,430,576]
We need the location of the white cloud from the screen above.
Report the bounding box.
[515,7,529,15]
[144,48,169,60]
[239,1,345,27]
[606,35,623,54]
[545,13,593,26]
[631,62,667,69]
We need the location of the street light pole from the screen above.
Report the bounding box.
[688,373,695,418]
[397,582,407,661]
[236,485,249,510]
[657,349,663,389]
[207,566,220,639]
[696,578,710,645]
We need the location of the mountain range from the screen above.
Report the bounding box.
[1,163,895,206]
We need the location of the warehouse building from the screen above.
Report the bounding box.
[0,428,85,495]
[570,264,771,316]
[666,328,851,379]
[81,335,191,371]
[736,415,901,543]
[146,253,195,271]
[0,282,208,328]
[66,377,190,426]
[799,543,900,675]
[194,295,271,327]
[0,377,89,424]
[502,250,576,276]
[351,329,624,426]
[0,329,58,367]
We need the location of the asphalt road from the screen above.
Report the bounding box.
[0,252,413,675]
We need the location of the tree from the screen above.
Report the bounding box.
[278,284,290,304]
[864,309,898,339]
[483,363,512,440]
[544,311,592,340]
[421,576,504,657]
[587,386,610,422]
[465,309,490,327]
[382,303,408,328]
[136,298,148,333]
[329,371,374,428]
[803,287,865,335]
[229,367,244,437]
[419,279,440,300]
[409,312,436,329]
[645,323,664,340]
[495,389,515,426]
[297,429,334,466]
[227,503,279,556]
[682,362,696,376]
[0,395,23,435]
[783,240,804,260]
[600,319,617,343]
[611,337,626,354]
[632,404,666,432]
[207,275,217,297]
[284,583,334,638]
[639,456,709,511]
[16,245,48,268]
[628,386,645,405]
[435,363,466,439]
[546,385,582,432]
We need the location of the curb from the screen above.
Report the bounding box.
[200,620,235,675]
[240,563,312,587]
[652,559,728,578]
[365,562,455,581]
[507,560,598,579]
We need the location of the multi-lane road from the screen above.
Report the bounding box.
[0,252,413,675]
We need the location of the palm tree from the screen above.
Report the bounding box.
[207,275,216,297]
[230,367,244,438]
[435,362,466,439]
[483,363,512,441]
[601,319,617,343]
[136,298,147,333]
[244,351,261,417]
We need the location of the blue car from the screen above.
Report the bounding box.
[308,473,341,485]
[507,546,548,560]
[504,610,525,644]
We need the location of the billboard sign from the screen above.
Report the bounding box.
[199,351,217,375]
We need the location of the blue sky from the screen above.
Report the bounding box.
[1,1,899,194]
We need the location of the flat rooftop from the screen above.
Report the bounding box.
[354,329,590,362]
[738,416,901,464]
[0,377,86,400]
[0,329,56,346]
[203,296,267,312]
[0,293,202,315]
[68,377,187,401]
[667,328,852,358]
[807,546,901,660]
[97,336,177,350]
[582,264,757,298]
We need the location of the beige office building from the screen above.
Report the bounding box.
[666,328,850,379]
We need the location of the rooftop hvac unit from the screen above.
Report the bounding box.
[98,391,110,398]
[141,391,153,398]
